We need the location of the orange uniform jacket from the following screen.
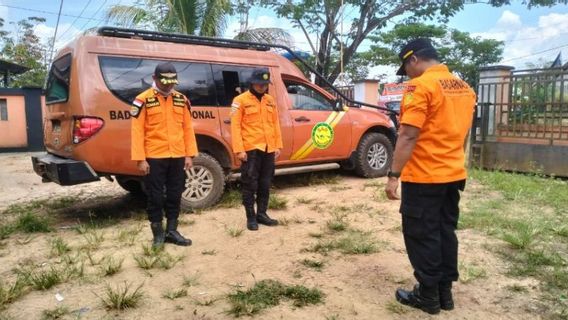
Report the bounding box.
[131,88,198,161]
[230,91,283,154]
[400,64,476,183]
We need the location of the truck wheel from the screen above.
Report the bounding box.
[180,153,226,210]
[116,176,146,198]
[353,132,393,178]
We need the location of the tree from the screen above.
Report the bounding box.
[367,23,504,86]
[105,0,232,36]
[0,17,49,87]
[259,0,567,86]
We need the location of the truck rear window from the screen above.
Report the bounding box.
[99,56,216,106]
[45,54,72,104]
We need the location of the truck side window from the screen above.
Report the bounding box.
[285,82,334,111]
[212,64,257,106]
[46,54,72,104]
[99,56,216,106]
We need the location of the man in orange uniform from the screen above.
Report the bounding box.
[231,68,283,231]
[131,62,198,247]
[385,39,476,314]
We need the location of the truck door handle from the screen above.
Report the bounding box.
[223,119,231,124]
[294,116,310,122]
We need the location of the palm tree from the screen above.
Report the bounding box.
[105,0,231,37]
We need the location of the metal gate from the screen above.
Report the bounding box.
[470,66,568,176]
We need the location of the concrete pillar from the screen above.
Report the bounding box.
[477,65,514,139]
[354,79,379,105]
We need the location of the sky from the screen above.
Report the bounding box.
[0,0,567,81]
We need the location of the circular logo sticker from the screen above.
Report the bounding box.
[311,122,334,149]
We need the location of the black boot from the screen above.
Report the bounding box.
[439,282,454,310]
[257,212,278,226]
[150,222,165,248]
[395,283,440,315]
[245,206,258,231]
[164,219,192,246]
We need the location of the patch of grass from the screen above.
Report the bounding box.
[133,255,157,270]
[41,305,69,320]
[25,267,65,290]
[329,185,351,192]
[85,250,103,266]
[385,300,410,314]
[459,262,487,284]
[116,225,143,246]
[82,230,105,250]
[0,276,28,308]
[157,252,183,270]
[226,226,244,238]
[506,284,528,293]
[194,296,218,306]
[162,288,188,300]
[15,212,52,233]
[300,259,324,271]
[99,256,124,276]
[99,282,144,310]
[182,273,201,287]
[501,222,540,250]
[363,180,385,189]
[50,237,71,257]
[216,188,242,209]
[0,224,16,240]
[334,230,380,255]
[326,213,349,233]
[226,279,323,317]
[268,194,288,210]
[201,249,217,256]
[141,244,163,257]
[275,171,340,188]
[296,197,315,205]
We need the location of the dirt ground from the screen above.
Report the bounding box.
[0,152,544,320]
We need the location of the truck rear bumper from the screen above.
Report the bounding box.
[31,153,100,186]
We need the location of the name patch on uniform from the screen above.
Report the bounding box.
[173,94,186,107]
[438,78,471,96]
[145,96,160,108]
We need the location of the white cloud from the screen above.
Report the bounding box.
[470,11,568,68]
[34,23,82,54]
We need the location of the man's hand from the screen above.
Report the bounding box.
[137,160,150,175]
[237,152,247,162]
[385,177,401,200]
[184,157,193,171]
[274,149,281,159]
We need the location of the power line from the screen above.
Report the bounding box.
[48,0,64,67]
[76,0,108,32]
[0,3,106,22]
[56,0,93,41]
[502,43,568,62]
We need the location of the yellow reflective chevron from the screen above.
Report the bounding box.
[290,111,346,161]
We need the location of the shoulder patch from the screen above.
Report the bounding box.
[131,98,144,118]
[230,102,240,116]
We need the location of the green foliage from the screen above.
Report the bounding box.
[367,23,503,86]
[0,17,48,87]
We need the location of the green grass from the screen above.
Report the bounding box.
[0,276,28,308]
[304,230,380,255]
[459,262,488,284]
[226,279,323,317]
[41,305,69,320]
[49,237,71,257]
[162,288,188,300]
[226,226,245,238]
[326,213,349,233]
[300,259,324,271]
[296,197,315,205]
[329,185,351,192]
[464,169,568,318]
[385,300,410,314]
[15,212,52,233]
[82,230,105,250]
[99,282,144,310]
[215,188,242,209]
[99,256,124,276]
[116,225,143,246]
[24,267,65,290]
[182,273,201,287]
[133,255,157,270]
[268,194,288,210]
[134,246,182,270]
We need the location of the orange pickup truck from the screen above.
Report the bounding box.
[32,27,398,209]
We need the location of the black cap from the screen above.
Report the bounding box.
[396,38,437,76]
[249,68,271,84]
[154,62,178,85]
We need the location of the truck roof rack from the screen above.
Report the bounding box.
[97,27,399,121]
